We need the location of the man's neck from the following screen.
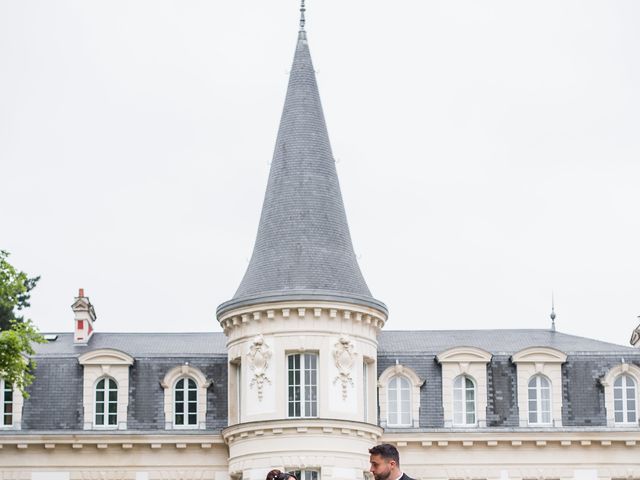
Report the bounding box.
[393,471,404,480]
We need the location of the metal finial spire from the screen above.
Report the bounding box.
[299,0,306,31]
[550,292,556,332]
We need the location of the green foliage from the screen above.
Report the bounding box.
[0,250,40,331]
[0,320,45,396]
[0,250,45,396]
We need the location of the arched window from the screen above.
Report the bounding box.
[453,375,476,426]
[95,377,118,427]
[528,375,551,425]
[1,379,13,427]
[174,377,198,427]
[614,374,637,424]
[388,375,411,427]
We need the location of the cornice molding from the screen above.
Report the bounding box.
[222,418,383,444]
[0,433,224,449]
[219,301,387,338]
[381,429,640,448]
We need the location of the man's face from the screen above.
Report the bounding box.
[369,454,395,480]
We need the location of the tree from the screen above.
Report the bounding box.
[0,250,40,331]
[0,251,44,396]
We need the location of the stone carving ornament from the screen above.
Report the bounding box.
[333,336,355,399]
[248,334,272,400]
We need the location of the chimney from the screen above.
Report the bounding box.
[631,320,640,348]
[72,288,97,344]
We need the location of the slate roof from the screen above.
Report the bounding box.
[378,329,637,355]
[31,329,634,358]
[32,332,227,357]
[17,329,639,432]
[217,30,386,317]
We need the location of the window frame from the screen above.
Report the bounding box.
[387,374,412,427]
[1,379,13,428]
[377,364,424,428]
[161,364,210,430]
[78,348,134,431]
[290,470,320,480]
[287,352,319,418]
[601,363,640,427]
[613,374,637,425]
[512,346,566,427]
[453,374,477,426]
[173,376,199,428]
[527,374,552,426]
[94,376,118,429]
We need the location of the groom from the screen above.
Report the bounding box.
[369,443,415,480]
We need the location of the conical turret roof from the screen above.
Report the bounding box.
[217,30,386,317]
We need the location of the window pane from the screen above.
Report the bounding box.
[176,414,184,425]
[467,411,475,424]
[188,413,197,425]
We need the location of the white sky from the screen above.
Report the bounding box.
[1,1,639,347]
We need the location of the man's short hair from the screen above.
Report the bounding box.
[369,443,400,465]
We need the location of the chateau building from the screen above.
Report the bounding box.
[2,8,640,480]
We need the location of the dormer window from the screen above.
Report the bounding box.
[527,374,552,425]
[436,347,491,428]
[613,374,637,424]
[512,347,566,427]
[78,349,134,430]
[174,377,198,427]
[161,364,211,429]
[387,375,411,427]
[602,363,640,427]
[378,364,423,428]
[453,375,476,426]
[94,377,118,428]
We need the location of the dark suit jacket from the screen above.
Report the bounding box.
[399,473,415,480]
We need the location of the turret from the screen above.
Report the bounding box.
[217,4,386,480]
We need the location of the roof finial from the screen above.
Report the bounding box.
[299,0,306,32]
[550,292,556,332]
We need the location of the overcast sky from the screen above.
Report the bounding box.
[1,1,639,347]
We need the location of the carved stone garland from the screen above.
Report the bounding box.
[332,336,355,399]
[248,334,272,400]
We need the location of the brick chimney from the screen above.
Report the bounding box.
[72,288,96,344]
